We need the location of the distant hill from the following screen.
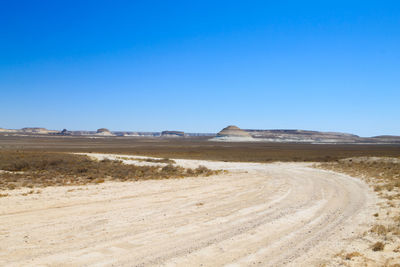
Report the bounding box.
[211,125,254,142]
[212,126,400,144]
[371,135,400,143]
[245,129,361,143]
[0,126,398,144]
[21,127,58,134]
[0,128,16,133]
[161,131,185,137]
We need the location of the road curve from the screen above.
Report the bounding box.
[0,158,377,266]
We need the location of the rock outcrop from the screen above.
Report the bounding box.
[217,126,252,137]
[245,129,361,143]
[212,126,255,141]
[0,128,16,133]
[21,127,51,134]
[96,128,114,136]
[371,135,400,143]
[58,129,72,136]
[161,131,185,137]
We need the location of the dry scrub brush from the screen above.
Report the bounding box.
[318,158,400,194]
[117,156,176,164]
[0,151,220,190]
[318,158,400,254]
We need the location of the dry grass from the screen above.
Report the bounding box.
[318,158,400,194]
[318,157,400,264]
[0,151,220,191]
[370,224,388,236]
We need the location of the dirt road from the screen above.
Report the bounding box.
[0,156,377,266]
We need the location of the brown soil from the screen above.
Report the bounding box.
[0,135,399,162]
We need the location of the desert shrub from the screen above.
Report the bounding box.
[344,251,362,260]
[371,241,384,251]
[370,225,388,236]
[117,156,175,164]
[318,159,400,197]
[195,165,213,176]
[161,164,179,173]
[145,158,175,164]
[186,168,195,175]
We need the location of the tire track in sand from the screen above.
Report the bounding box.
[0,159,377,266]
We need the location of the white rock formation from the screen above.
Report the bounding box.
[96,128,114,136]
[211,125,255,142]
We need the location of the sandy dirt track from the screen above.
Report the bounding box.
[0,156,378,266]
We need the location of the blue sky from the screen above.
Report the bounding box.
[1,1,399,136]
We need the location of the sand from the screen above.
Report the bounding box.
[0,155,379,266]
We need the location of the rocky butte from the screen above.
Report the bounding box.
[95,128,114,136]
[212,125,255,141]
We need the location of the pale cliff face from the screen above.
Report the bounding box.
[21,128,50,134]
[95,128,114,136]
[0,128,17,133]
[217,125,252,137]
[97,128,110,133]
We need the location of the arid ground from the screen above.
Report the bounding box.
[1,135,400,162]
[0,136,399,266]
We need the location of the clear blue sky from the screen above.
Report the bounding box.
[1,1,399,136]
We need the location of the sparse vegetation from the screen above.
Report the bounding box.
[318,157,400,265]
[1,135,399,163]
[117,156,176,164]
[372,241,385,251]
[344,251,362,260]
[317,158,400,222]
[318,158,400,191]
[138,157,176,164]
[21,190,34,196]
[0,151,220,190]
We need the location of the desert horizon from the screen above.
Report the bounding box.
[1,125,400,144]
[2,1,400,266]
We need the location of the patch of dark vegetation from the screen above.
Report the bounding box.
[0,151,220,190]
[117,156,176,164]
[139,158,175,164]
[371,241,384,251]
[344,251,362,260]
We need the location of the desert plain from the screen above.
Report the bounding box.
[0,135,399,266]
